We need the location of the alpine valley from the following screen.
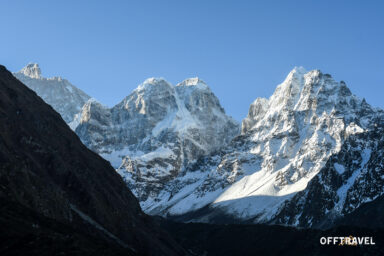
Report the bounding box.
[15,63,384,230]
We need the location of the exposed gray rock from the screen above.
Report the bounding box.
[13,63,90,124]
[74,77,240,204]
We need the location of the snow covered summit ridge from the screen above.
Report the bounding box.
[74,75,240,203]
[177,77,209,90]
[136,77,209,92]
[137,77,171,91]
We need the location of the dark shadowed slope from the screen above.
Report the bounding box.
[335,194,384,229]
[0,65,186,255]
[159,219,384,256]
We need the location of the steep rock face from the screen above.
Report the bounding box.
[145,67,382,225]
[272,118,384,228]
[75,77,240,205]
[0,65,185,255]
[13,63,90,124]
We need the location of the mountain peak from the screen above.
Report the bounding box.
[177,77,208,90]
[268,67,347,112]
[143,77,168,84]
[18,63,42,79]
[290,66,307,74]
[13,63,91,124]
[242,67,364,134]
[137,77,172,91]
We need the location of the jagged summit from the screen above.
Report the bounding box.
[291,66,307,74]
[13,63,90,124]
[177,77,208,90]
[137,77,209,91]
[242,67,362,134]
[74,76,240,203]
[137,77,171,90]
[18,63,42,79]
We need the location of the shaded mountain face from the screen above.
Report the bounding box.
[159,219,384,256]
[74,77,240,207]
[0,65,185,255]
[140,68,384,228]
[13,63,90,125]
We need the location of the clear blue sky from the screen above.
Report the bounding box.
[1,0,383,121]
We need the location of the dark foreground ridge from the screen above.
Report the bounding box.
[0,65,185,255]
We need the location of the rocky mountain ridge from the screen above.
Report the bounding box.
[132,67,384,228]
[13,63,90,124]
[75,77,240,205]
[13,64,384,229]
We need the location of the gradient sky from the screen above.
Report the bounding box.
[1,0,383,121]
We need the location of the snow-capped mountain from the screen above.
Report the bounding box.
[15,63,384,228]
[13,63,90,125]
[135,67,384,227]
[74,77,240,203]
